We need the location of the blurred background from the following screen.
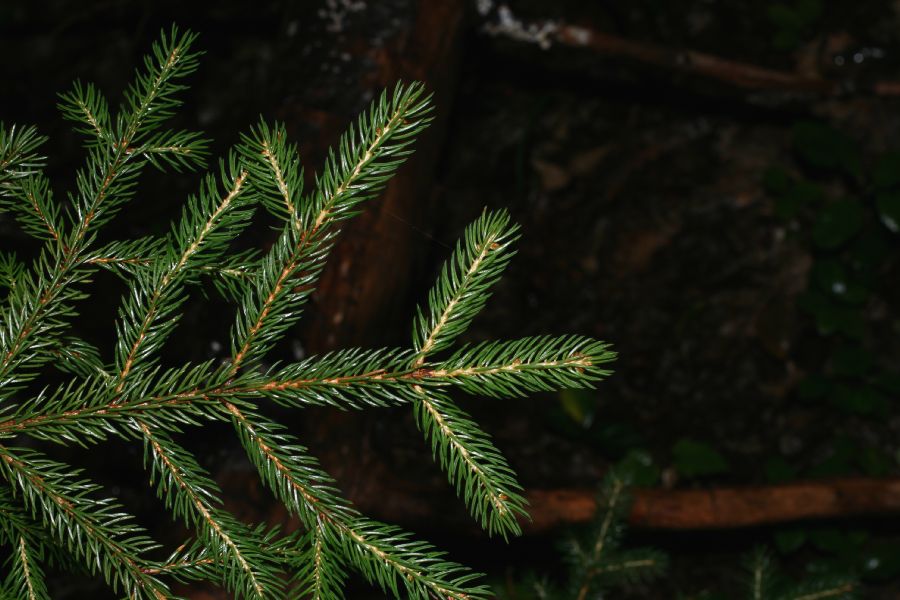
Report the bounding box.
[3,0,900,597]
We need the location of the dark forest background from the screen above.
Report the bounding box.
[4,0,900,597]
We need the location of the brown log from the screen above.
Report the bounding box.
[528,478,900,532]
[340,475,900,534]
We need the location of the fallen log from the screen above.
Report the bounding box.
[328,468,900,534]
[530,478,900,531]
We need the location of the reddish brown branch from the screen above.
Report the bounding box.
[485,18,900,99]
[527,478,900,532]
[553,24,838,95]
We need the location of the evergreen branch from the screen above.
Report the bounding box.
[567,470,667,600]
[0,488,54,600]
[225,401,356,528]
[228,82,433,374]
[57,80,112,145]
[412,388,528,538]
[0,446,170,598]
[86,238,257,297]
[118,25,201,143]
[0,247,92,399]
[336,516,490,600]
[739,548,855,600]
[4,534,50,600]
[301,81,433,230]
[0,336,607,444]
[225,400,489,599]
[785,582,856,600]
[141,540,217,581]
[84,236,166,277]
[0,123,46,193]
[236,120,304,230]
[0,253,25,294]
[137,129,209,172]
[48,336,109,379]
[231,338,606,409]
[591,473,626,560]
[1,28,621,598]
[433,335,616,398]
[411,209,520,365]
[291,528,348,600]
[0,174,63,243]
[139,423,284,599]
[254,347,422,409]
[582,549,668,590]
[113,161,251,389]
[0,487,32,547]
[0,363,226,445]
[0,28,201,395]
[747,548,777,600]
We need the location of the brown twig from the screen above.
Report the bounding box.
[554,24,837,95]
[487,14,900,99]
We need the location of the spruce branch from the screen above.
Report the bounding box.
[743,547,856,600]
[0,25,202,397]
[86,237,257,299]
[0,446,170,598]
[237,120,305,231]
[1,173,63,243]
[255,347,422,409]
[412,387,528,538]
[142,537,219,582]
[0,363,225,445]
[4,534,50,600]
[433,335,615,398]
[226,400,489,599]
[411,209,519,366]
[291,528,348,600]
[748,548,777,600]
[0,253,25,294]
[0,26,618,598]
[140,423,284,599]
[0,123,46,194]
[0,489,52,600]
[48,336,109,379]
[118,26,201,143]
[228,82,433,374]
[112,156,251,389]
[57,80,112,146]
[566,469,667,600]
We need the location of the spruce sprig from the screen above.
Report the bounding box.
[0,26,616,598]
[743,547,856,600]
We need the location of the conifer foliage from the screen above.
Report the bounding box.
[0,27,616,598]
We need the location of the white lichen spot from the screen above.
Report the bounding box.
[319,0,367,34]
[481,4,558,50]
[475,0,494,16]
